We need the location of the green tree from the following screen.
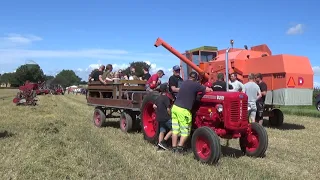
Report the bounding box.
[122,61,151,78]
[55,70,81,87]
[0,72,19,87]
[51,75,69,87]
[44,75,55,81]
[15,64,45,85]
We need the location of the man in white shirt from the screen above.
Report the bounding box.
[229,73,245,92]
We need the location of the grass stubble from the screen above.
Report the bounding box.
[0,90,320,180]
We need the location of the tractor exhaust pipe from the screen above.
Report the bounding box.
[225,48,230,92]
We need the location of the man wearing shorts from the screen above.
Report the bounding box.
[244,73,262,123]
[171,72,212,153]
[153,83,172,150]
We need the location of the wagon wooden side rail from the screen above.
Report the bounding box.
[87,80,150,110]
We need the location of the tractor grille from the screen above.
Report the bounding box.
[230,100,247,122]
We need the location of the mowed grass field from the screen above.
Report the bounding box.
[1,89,320,180]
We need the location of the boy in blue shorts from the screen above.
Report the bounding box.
[153,83,172,150]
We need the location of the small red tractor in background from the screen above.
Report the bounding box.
[35,81,50,95]
[50,84,64,95]
[13,80,39,106]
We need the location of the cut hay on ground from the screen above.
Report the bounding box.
[0,90,319,180]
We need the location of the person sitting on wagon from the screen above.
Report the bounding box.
[102,64,114,82]
[145,70,165,91]
[89,65,106,84]
[140,67,151,81]
[211,73,233,91]
[153,83,173,150]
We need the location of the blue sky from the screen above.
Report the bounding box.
[0,0,319,86]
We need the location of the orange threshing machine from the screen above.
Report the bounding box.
[154,38,314,126]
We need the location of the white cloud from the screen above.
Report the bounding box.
[0,48,175,65]
[314,82,320,88]
[0,33,42,48]
[313,66,320,76]
[286,24,304,35]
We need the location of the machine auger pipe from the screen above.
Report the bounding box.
[154,37,210,81]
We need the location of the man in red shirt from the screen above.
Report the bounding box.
[146,70,165,91]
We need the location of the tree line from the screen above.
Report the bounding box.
[0,61,151,88]
[0,63,83,88]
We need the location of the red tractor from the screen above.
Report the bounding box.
[13,81,38,106]
[138,38,269,164]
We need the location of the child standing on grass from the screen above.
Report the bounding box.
[153,83,172,150]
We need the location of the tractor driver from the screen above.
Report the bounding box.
[168,65,183,99]
[211,73,233,91]
[171,72,213,154]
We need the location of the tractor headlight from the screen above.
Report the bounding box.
[216,104,223,113]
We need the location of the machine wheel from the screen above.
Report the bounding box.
[120,112,133,132]
[93,107,106,127]
[239,122,268,157]
[269,108,284,127]
[191,126,221,164]
[140,92,160,144]
[316,102,320,111]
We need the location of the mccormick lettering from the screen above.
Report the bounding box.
[203,95,225,100]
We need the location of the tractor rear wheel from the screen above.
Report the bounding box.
[191,126,221,165]
[269,108,284,127]
[93,107,106,127]
[239,122,268,157]
[140,92,160,144]
[120,112,133,133]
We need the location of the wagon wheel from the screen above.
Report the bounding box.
[239,122,268,157]
[119,112,133,133]
[269,108,284,127]
[140,92,160,144]
[93,107,106,127]
[191,126,221,164]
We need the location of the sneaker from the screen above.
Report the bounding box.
[176,146,187,155]
[158,142,168,150]
[156,146,165,152]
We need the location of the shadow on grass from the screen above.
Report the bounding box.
[263,119,305,130]
[220,145,244,158]
[0,130,15,139]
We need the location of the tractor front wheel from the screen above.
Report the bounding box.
[316,102,320,111]
[93,107,106,127]
[239,122,268,157]
[269,108,284,127]
[120,112,133,133]
[191,126,221,165]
